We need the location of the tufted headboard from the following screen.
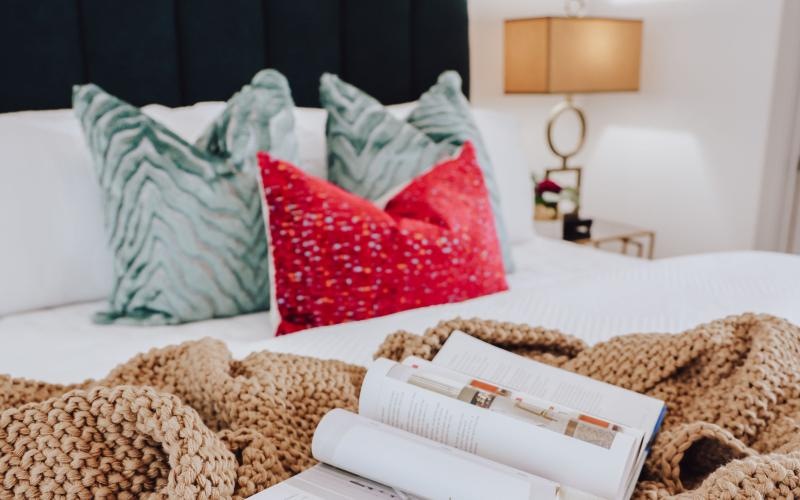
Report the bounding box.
[0,0,470,112]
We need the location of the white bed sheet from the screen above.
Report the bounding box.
[2,243,799,385]
[507,237,640,288]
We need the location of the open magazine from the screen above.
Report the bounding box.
[252,331,666,500]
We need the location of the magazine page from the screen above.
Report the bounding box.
[398,359,632,500]
[401,356,645,444]
[431,331,666,444]
[249,463,422,499]
[251,463,605,500]
[431,331,667,499]
[311,409,558,500]
[359,358,640,499]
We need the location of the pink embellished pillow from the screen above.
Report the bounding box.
[259,142,508,335]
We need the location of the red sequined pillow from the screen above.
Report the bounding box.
[259,142,508,335]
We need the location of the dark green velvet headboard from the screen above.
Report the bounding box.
[0,0,470,112]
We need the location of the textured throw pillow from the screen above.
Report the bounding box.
[74,69,298,325]
[260,142,508,335]
[321,71,514,272]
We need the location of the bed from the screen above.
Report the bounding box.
[3,244,799,383]
[2,0,800,389]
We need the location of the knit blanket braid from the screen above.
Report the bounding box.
[0,345,364,499]
[2,313,800,498]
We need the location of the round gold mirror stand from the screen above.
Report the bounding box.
[545,95,587,169]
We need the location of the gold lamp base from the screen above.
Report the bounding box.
[544,94,586,213]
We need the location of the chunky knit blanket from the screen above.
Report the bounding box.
[2,313,799,499]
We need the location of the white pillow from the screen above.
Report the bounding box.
[143,103,330,181]
[142,101,226,143]
[0,109,113,316]
[0,102,243,316]
[294,107,328,179]
[471,108,535,244]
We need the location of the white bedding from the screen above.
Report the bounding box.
[6,102,796,391]
[2,241,798,385]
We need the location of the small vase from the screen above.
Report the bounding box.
[535,204,559,221]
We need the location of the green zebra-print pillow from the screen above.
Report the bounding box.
[321,71,514,272]
[73,69,298,325]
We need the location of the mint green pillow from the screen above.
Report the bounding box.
[321,71,514,272]
[74,69,298,325]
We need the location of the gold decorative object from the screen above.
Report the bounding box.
[505,9,643,213]
[535,217,656,259]
[535,203,559,221]
[546,95,586,168]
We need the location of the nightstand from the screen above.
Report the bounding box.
[534,217,656,259]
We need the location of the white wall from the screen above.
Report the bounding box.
[468,0,785,257]
[756,0,800,254]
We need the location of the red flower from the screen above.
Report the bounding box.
[536,178,562,195]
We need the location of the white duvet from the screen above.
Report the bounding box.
[2,239,798,385]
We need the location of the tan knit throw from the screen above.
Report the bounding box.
[2,313,800,499]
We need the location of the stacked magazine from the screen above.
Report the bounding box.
[252,331,666,500]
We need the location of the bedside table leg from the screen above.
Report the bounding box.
[647,233,655,259]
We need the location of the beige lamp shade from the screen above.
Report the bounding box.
[505,17,643,94]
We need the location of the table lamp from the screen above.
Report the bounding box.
[504,15,642,214]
